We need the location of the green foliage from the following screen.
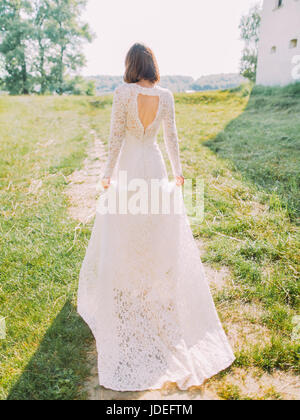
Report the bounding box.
[0,0,34,94]
[239,4,262,82]
[206,83,300,221]
[217,382,282,400]
[62,75,96,96]
[0,0,93,95]
[7,302,91,400]
[239,4,261,45]
[237,339,300,374]
[252,82,300,97]
[240,47,258,83]
[174,84,250,105]
[217,383,245,400]
[44,0,93,95]
[0,96,106,399]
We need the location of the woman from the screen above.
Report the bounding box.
[78,43,235,392]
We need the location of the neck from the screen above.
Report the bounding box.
[137,79,156,88]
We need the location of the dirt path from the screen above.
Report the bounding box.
[66,130,299,401]
[67,129,107,225]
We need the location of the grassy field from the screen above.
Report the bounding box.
[206,84,300,222]
[0,96,105,400]
[173,85,300,384]
[0,85,299,400]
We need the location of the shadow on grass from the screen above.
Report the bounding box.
[7,301,92,401]
[205,84,300,221]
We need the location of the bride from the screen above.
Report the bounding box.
[77,43,235,392]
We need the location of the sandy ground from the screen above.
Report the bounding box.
[66,130,300,401]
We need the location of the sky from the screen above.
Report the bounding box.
[81,0,262,80]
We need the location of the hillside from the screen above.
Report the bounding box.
[86,73,246,95]
[192,73,246,92]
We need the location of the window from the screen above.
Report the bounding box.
[271,46,277,54]
[290,39,298,49]
[274,0,283,8]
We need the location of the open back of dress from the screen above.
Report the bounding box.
[137,94,160,134]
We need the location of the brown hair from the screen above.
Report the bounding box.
[124,43,160,84]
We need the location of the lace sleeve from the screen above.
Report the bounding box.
[162,91,183,178]
[103,86,127,178]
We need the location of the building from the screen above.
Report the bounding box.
[256,0,300,86]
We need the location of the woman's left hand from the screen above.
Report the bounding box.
[176,175,185,186]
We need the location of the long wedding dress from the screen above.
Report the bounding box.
[77,83,235,391]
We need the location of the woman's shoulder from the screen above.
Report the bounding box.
[114,83,174,102]
[157,87,175,106]
[114,83,131,95]
[152,85,173,98]
[112,83,134,105]
[154,85,172,96]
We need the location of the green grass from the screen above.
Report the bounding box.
[216,382,282,400]
[172,84,300,376]
[205,83,300,221]
[0,96,112,400]
[1,85,299,400]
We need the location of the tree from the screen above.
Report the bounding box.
[0,52,5,90]
[32,0,51,94]
[46,0,93,95]
[0,0,93,95]
[239,4,262,83]
[62,74,96,95]
[0,0,34,94]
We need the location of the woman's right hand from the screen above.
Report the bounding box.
[102,177,111,189]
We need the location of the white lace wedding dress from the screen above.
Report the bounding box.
[77,83,235,391]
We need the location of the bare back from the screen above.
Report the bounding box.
[137,94,160,133]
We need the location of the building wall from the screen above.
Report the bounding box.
[256,0,300,86]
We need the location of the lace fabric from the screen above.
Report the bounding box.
[77,83,235,392]
[103,84,183,178]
